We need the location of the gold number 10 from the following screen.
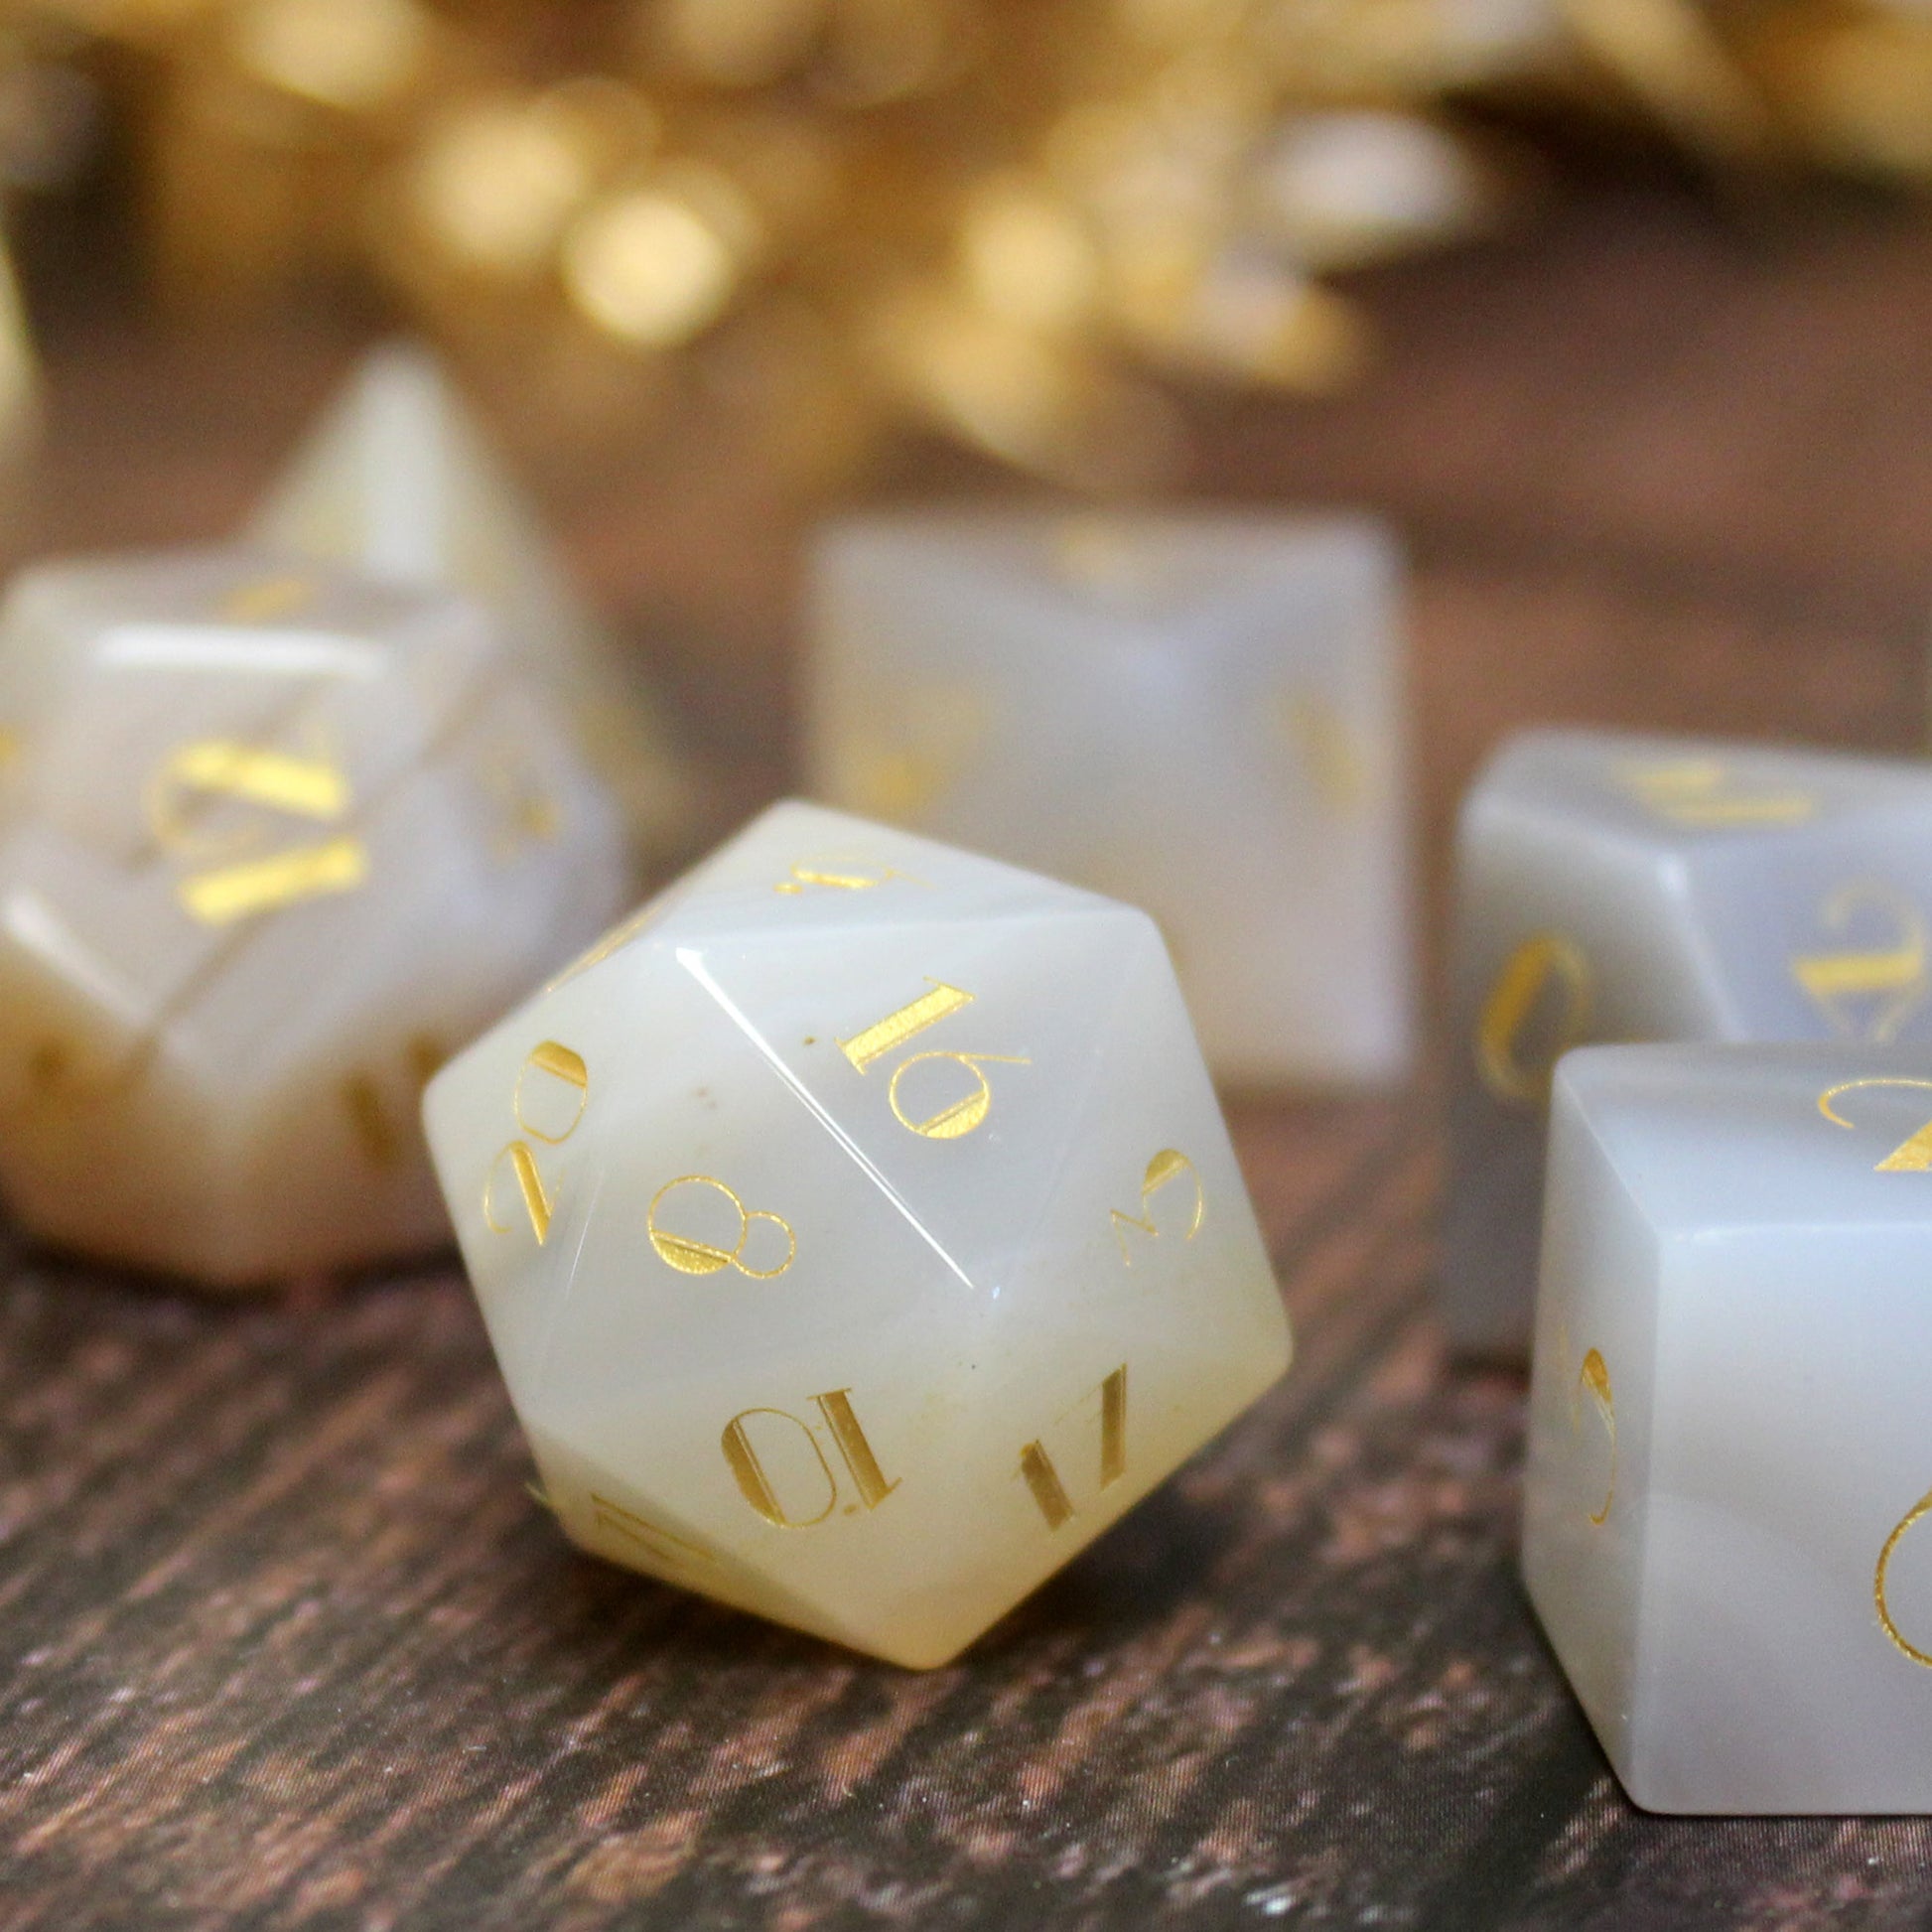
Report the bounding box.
[722,1389,899,1528]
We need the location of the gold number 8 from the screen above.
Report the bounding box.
[648,1175,795,1279]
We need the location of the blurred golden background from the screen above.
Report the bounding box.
[3,0,1932,497]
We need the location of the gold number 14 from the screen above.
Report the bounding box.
[1020,1366,1127,1531]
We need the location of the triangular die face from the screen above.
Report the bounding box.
[526,946,971,1431]
[675,895,1147,1300]
[650,798,1114,947]
[252,345,578,627]
[504,948,1034,1664]
[989,921,1289,1511]
[13,557,491,866]
[521,1420,845,1642]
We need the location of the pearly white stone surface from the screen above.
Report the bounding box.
[0,545,627,1287]
[805,509,1415,1088]
[1445,728,1932,1356]
[1526,1040,1932,1814]
[251,342,691,862]
[423,799,1292,1667]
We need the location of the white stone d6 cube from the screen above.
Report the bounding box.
[806,509,1414,1087]
[0,546,627,1287]
[1447,729,1932,1356]
[1526,1041,1932,1814]
[422,800,1292,1668]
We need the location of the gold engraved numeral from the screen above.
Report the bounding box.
[1877,1487,1932,1667]
[721,1388,899,1529]
[1569,1346,1616,1527]
[483,1039,590,1244]
[343,1035,444,1169]
[1279,691,1369,817]
[148,739,367,926]
[219,574,315,624]
[1817,1075,1932,1171]
[476,744,561,860]
[1792,883,1929,1043]
[1018,1365,1128,1531]
[837,978,1029,1141]
[1475,933,1592,1109]
[178,839,368,925]
[1111,1149,1204,1264]
[774,860,920,896]
[589,1493,720,1574]
[1616,758,1815,828]
[1017,1442,1076,1530]
[840,980,974,1070]
[647,1175,795,1279]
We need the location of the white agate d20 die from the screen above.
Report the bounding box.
[1525,1041,1932,1814]
[806,509,1414,1088]
[251,343,691,863]
[1445,729,1932,1357]
[423,799,1291,1667]
[0,546,627,1287]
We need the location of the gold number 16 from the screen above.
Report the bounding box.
[837,979,1028,1140]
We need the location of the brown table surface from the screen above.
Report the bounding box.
[7,181,1932,1930]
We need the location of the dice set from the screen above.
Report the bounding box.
[1445,727,1932,1813]
[11,391,1928,1799]
[0,409,1297,1670]
[1446,728,1932,1355]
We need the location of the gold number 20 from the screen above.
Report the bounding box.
[483,1040,589,1244]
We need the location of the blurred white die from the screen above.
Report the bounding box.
[252,342,691,865]
[807,509,1414,1087]
[0,546,627,1287]
[1446,729,1932,1356]
[1527,1041,1932,1813]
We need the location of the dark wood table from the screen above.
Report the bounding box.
[5,180,1932,1928]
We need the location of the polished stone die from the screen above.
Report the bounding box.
[253,342,691,864]
[0,545,627,1287]
[806,509,1415,1087]
[1445,729,1932,1355]
[423,799,1292,1667]
[1526,1041,1932,1814]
